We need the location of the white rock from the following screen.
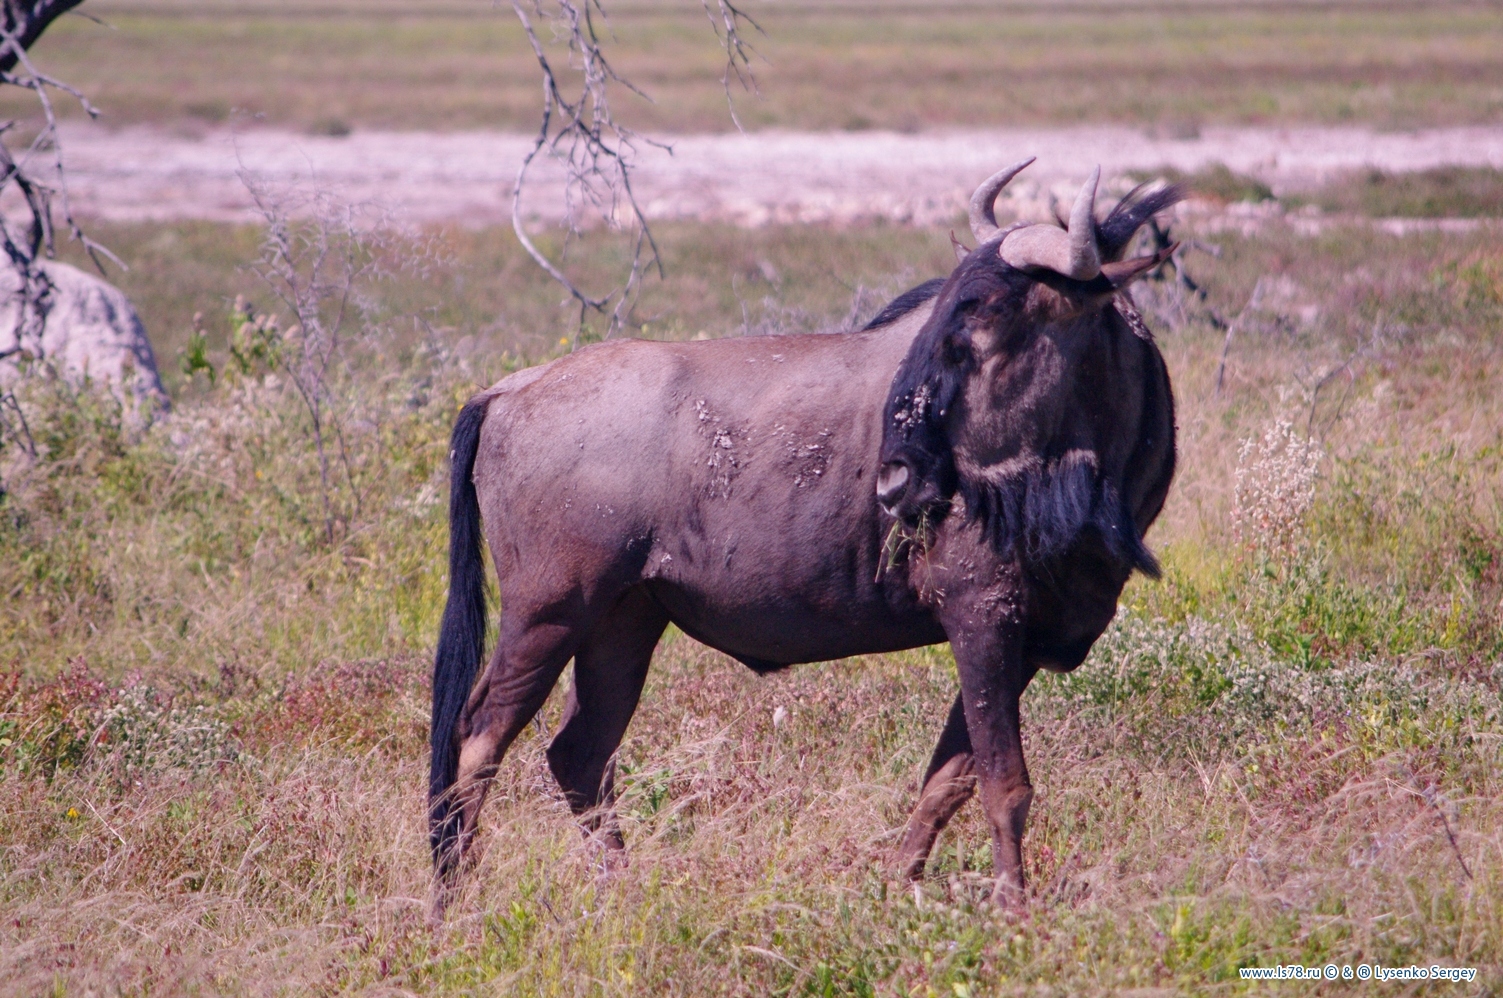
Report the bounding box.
[0,259,166,408]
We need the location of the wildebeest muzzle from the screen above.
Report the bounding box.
[875,448,955,524]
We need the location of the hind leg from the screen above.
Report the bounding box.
[435,617,581,889]
[896,692,977,881]
[546,587,668,854]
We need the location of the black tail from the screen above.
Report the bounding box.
[429,393,492,867]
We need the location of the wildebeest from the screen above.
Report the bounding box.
[429,160,1183,915]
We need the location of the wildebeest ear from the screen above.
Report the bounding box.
[950,230,971,264]
[1101,244,1177,290]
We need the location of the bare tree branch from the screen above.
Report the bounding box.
[0,0,87,75]
[238,174,390,545]
[699,0,762,131]
[508,0,757,340]
[0,0,117,483]
[1301,312,1382,439]
[1213,278,1267,397]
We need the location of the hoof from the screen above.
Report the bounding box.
[990,877,1027,910]
[894,849,927,883]
[426,880,452,930]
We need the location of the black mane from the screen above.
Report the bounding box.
[861,278,946,331]
[1097,182,1185,261]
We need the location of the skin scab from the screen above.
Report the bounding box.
[694,399,743,498]
[891,381,934,433]
[645,550,675,581]
[774,425,833,488]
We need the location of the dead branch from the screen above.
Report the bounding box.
[1301,312,1383,438]
[0,1,89,75]
[1141,218,1220,332]
[239,175,390,544]
[0,18,120,274]
[508,0,757,340]
[0,0,118,484]
[699,0,762,130]
[1213,277,1268,397]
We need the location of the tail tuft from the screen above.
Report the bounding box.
[429,393,492,867]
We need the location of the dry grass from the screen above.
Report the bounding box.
[6,632,1503,994]
[3,211,1503,993]
[3,1,1501,134]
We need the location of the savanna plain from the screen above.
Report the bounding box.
[3,2,1503,995]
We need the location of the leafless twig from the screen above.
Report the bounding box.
[1140,219,1219,332]
[1300,312,1382,438]
[508,0,758,341]
[0,379,34,454]
[0,19,121,275]
[1419,782,1473,881]
[699,0,762,130]
[239,176,389,545]
[1213,278,1268,397]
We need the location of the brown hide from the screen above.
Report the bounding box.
[472,305,945,672]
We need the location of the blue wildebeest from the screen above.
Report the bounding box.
[428,161,1182,915]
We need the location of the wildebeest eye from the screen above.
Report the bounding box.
[942,327,971,366]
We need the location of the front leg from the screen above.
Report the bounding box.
[897,692,976,881]
[940,562,1038,906]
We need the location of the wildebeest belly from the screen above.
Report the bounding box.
[642,573,946,669]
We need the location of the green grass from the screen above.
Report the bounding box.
[4,214,1503,992]
[1132,163,1277,204]
[1293,167,1503,218]
[6,0,1503,133]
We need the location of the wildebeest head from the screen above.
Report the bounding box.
[877,161,1184,574]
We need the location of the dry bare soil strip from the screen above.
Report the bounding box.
[50,123,1503,226]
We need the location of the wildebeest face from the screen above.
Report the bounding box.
[877,167,1183,566]
[877,263,1106,525]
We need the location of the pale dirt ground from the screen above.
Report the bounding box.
[37,123,1503,229]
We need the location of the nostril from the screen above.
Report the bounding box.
[876,462,910,508]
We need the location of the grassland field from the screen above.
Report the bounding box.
[4,0,1501,135]
[1,200,1501,994]
[3,0,1503,994]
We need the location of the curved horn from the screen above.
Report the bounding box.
[998,166,1104,281]
[1066,165,1101,280]
[967,157,1036,243]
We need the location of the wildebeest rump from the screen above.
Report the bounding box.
[428,162,1183,915]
